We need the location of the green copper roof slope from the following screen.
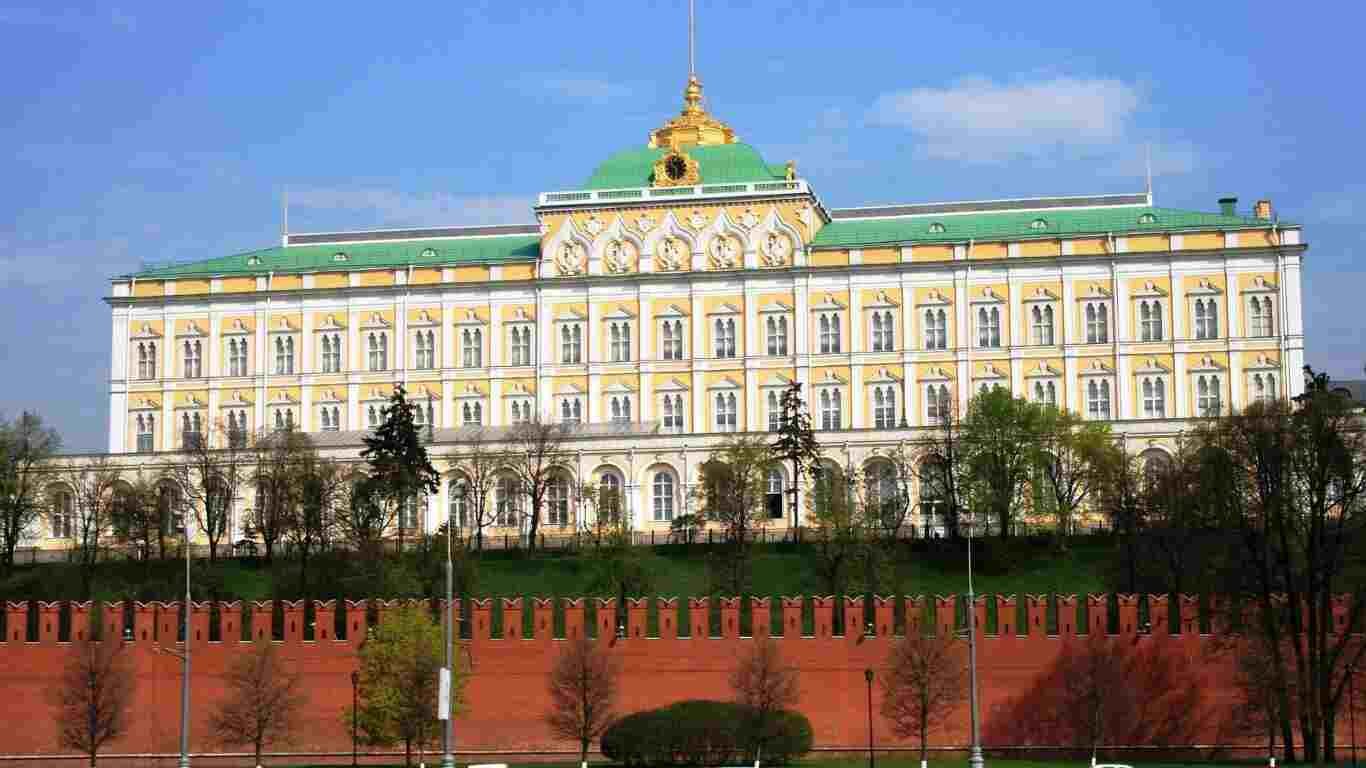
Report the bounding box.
[129,234,540,279]
[583,143,785,190]
[812,206,1289,248]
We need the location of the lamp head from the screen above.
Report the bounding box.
[351,670,359,686]
[864,668,874,683]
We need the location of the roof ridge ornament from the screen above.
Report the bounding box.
[646,3,737,151]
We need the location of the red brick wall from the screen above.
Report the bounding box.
[0,595,1314,759]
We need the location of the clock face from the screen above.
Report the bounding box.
[665,154,688,181]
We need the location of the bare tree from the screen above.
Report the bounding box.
[916,401,968,539]
[807,462,867,598]
[211,642,303,767]
[0,411,61,574]
[1035,409,1115,550]
[697,434,773,595]
[58,456,123,599]
[340,473,392,560]
[249,428,318,562]
[449,429,502,551]
[881,632,966,768]
[110,474,160,563]
[55,639,134,767]
[167,418,249,563]
[508,417,572,551]
[730,637,801,761]
[285,451,344,595]
[546,634,620,767]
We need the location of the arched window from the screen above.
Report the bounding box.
[926,383,950,423]
[873,385,896,428]
[764,467,784,520]
[1194,299,1219,340]
[50,486,74,538]
[871,311,895,352]
[598,473,622,524]
[652,471,675,521]
[818,389,842,430]
[367,405,379,428]
[767,316,788,356]
[1197,375,1222,416]
[510,326,531,366]
[1142,377,1166,418]
[1249,296,1274,337]
[923,308,947,350]
[663,394,684,432]
[713,319,737,358]
[865,461,901,531]
[767,390,781,431]
[978,307,1001,348]
[1140,301,1164,342]
[1085,303,1109,344]
[184,340,203,378]
[135,414,154,452]
[919,459,947,537]
[547,475,570,527]
[818,313,841,354]
[715,392,737,432]
[495,476,520,527]
[448,477,469,530]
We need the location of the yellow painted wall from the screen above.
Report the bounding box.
[1182,233,1224,250]
[1020,240,1060,258]
[1239,230,1277,248]
[453,266,490,283]
[410,268,442,285]
[502,264,535,281]
[315,273,348,290]
[313,311,346,329]
[175,279,211,295]
[970,242,1007,260]
[1236,273,1278,291]
[810,250,848,267]
[501,304,536,323]
[132,281,164,297]
[272,275,303,291]
[1070,238,1108,256]
[912,244,954,262]
[358,271,395,287]
[862,247,898,264]
[1126,234,1169,253]
[221,277,256,294]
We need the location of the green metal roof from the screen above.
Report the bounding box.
[583,143,785,190]
[129,234,540,279]
[812,206,1284,248]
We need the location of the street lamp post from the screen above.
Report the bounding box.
[350,670,359,767]
[864,668,875,768]
[441,481,464,768]
[965,511,984,768]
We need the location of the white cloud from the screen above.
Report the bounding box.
[289,186,535,228]
[868,76,1143,163]
[0,235,133,286]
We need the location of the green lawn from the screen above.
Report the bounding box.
[0,537,1117,603]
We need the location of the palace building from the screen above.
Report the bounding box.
[90,70,1307,547]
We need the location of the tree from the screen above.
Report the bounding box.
[0,411,61,574]
[340,474,390,560]
[448,429,501,551]
[55,639,134,767]
[57,456,123,599]
[210,642,303,767]
[546,634,619,767]
[1193,373,1366,762]
[1096,447,1147,594]
[916,401,969,540]
[578,478,653,601]
[1035,409,1114,550]
[697,434,773,595]
[729,637,801,761]
[360,384,441,553]
[507,417,572,551]
[806,461,868,598]
[250,428,317,562]
[769,382,822,530]
[350,605,458,766]
[110,474,160,563]
[880,632,966,768]
[167,418,248,564]
[285,451,344,595]
[1229,634,1297,760]
[960,387,1047,537]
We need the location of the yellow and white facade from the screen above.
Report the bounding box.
[91,73,1307,543]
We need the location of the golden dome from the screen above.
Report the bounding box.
[647,74,737,149]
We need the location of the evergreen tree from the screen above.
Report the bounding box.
[359,384,441,551]
[768,382,821,531]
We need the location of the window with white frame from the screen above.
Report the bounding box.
[320,333,341,373]
[367,332,388,371]
[448,477,469,530]
[1196,374,1222,416]
[560,397,583,424]
[1030,305,1055,346]
[1141,377,1166,418]
[766,316,788,356]
[412,399,434,428]
[415,329,436,369]
[873,385,897,428]
[1032,380,1058,407]
[713,318,737,358]
[183,340,203,378]
[460,328,482,368]
[495,476,520,526]
[767,390,782,431]
[1138,300,1164,342]
[461,401,483,426]
[50,487,73,538]
[652,470,675,521]
[508,399,532,424]
[181,412,204,449]
[1193,298,1219,340]
[923,309,947,350]
[273,408,296,432]
[560,324,583,364]
[136,341,157,379]
[366,404,383,429]
[135,414,155,453]
[1086,380,1112,420]
[398,495,420,534]
[274,337,295,375]
[714,392,738,432]
[976,307,1002,348]
[609,321,632,362]
[818,313,842,354]
[661,393,685,432]
[818,389,842,430]
[226,409,248,447]
[609,395,632,424]
[547,475,571,527]
[508,325,533,366]
[1248,296,1275,337]
[870,310,895,352]
[320,405,341,432]
[227,338,248,376]
[765,468,784,520]
[1084,303,1109,344]
[661,319,685,360]
[1251,372,1278,405]
[925,383,951,424]
[598,472,623,524]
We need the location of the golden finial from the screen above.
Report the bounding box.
[646,0,736,149]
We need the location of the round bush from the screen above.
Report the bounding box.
[601,700,812,766]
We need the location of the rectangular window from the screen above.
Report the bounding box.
[1141,377,1166,418]
[1193,299,1219,340]
[560,324,583,364]
[818,313,841,354]
[610,322,632,362]
[1030,306,1055,346]
[923,309,947,350]
[1086,380,1112,420]
[714,392,738,432]
[1085,303,1109,344]
[766,316,788,356]
[870,311,895,352]
[509,325,532,366]
[1248,297,1274,337]
[661,319,685,360]
[873,386,896,428]
[320,333,342,373]
[274,337,295,375]
[713,318,737,358]
[460,328,482,368]
[662,394,685,433]
[819,389,842,430]
[1139,301,1165,342]
[367,332,388,371]
[976,307,1001,349]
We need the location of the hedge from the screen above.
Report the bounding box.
[601,699,812,766]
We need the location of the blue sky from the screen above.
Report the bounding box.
[2,1,1363,451]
